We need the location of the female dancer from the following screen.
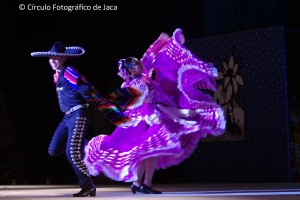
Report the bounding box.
[84,29,226,194]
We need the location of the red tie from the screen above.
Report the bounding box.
[53,71,60,84]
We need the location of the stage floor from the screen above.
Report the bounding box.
[1,182,300,200]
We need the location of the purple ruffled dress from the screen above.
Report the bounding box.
[84,29,226,182]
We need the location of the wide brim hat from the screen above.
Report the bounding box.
[31,41,85,57]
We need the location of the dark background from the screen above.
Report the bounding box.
[1,0,298,185]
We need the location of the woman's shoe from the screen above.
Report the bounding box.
[140,184,162,194]
[73,186,96,197]
[130,183,141,194]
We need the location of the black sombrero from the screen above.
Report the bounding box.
[31,41,85,57]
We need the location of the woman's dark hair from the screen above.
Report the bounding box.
[118,57,140,72]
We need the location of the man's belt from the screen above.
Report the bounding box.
[65,104,89,115]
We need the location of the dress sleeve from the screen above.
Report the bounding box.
[121,79,149,110]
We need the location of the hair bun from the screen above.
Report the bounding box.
[118,59,125,69]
